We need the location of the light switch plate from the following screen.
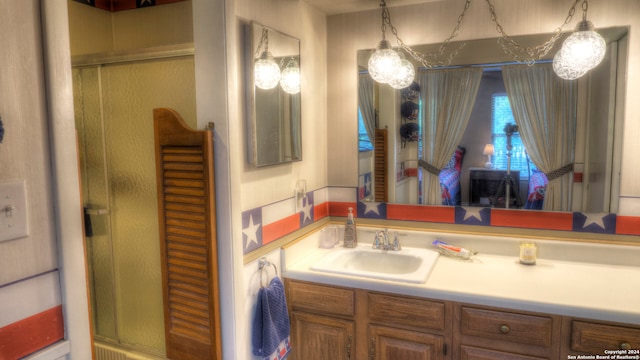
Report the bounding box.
[0,180,29,243]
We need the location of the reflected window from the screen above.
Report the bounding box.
[491,94,536,178]
[358,109,374,152]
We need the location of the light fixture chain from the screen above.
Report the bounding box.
[486,0,581,64]
[380,0,388,40]
[255,28,269,58]
[431,0,472,64]
[440,0,472,50]
[383,0,472,68]
[368,0,602,83]
[582,0,589,21]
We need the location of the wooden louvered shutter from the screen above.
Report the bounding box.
[374,128,388,202]
[153,108,221,360]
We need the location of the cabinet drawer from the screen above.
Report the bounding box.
[460,307,553,347]
[460,345,545,360]
[571,321,640,353]
[368,293,445,331]
[287,281,354,317]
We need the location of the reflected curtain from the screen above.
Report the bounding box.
[358,73,376,143]
[503,63,577,211]
[419,67,482,204]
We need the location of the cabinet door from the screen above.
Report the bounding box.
[290,311,354,360]
[369,325,444,360]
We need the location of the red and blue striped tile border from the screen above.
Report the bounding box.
[242,186,640,254]
[0,306,64,359]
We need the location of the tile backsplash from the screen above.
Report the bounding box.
[242,187,640,254]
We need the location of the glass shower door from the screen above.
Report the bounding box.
[74,66,119,342]
[73,56,197,356]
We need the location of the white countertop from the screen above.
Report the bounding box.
[282,226,640,325]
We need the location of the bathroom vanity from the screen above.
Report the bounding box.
[282,226,640,360]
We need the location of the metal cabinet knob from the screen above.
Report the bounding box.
[499,324,510,334]
[620,342,631,350]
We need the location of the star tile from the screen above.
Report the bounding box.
[572,212,616,234]
[300,192,314,227]
[242,208,263,253]
[358,201,387,219]
[455,206,490,225]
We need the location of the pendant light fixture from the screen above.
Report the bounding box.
[367,0,416,87]
[254,28,281,90]
[553,50,587,80]
[280,57,301,94]
[368,39,402,84]
[365,0,605,84]
[553,0,606,80]
[367,0,472,89]
[389,54,416,90]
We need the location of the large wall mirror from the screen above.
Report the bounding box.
[358,27,628,214]
[245,21,302,167]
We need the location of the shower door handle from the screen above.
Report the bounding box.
[83,208,110,237]
[84,208,110,215]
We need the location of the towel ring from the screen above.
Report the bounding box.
[258,257,278,288]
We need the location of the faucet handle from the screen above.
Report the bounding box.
[392,232,402,250]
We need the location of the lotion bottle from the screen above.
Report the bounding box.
[343,207,357,248]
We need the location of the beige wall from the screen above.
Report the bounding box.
[1,1,92,357]
[327,0,640,216]
[0,0,57,286]
[68,0,194,55]
[235,0,328,211]
[234,1,328,358]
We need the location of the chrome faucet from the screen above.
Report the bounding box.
[372,228,401,251]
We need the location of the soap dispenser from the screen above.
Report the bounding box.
[343,207,357,248]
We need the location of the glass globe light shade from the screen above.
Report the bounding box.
[254,51,281,90]
[280,59,301,94]
[368,40,401,84]
[558,21,606,74]
[389,58,415,89]
[553,50,587,80]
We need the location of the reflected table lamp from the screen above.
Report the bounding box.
[483,144,495,169]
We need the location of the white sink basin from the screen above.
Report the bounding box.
[310,245,440,284]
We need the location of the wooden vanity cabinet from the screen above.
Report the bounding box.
[285,280,450,360]
[285,279,640,360]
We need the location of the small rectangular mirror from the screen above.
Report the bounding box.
[245,21,302,167]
